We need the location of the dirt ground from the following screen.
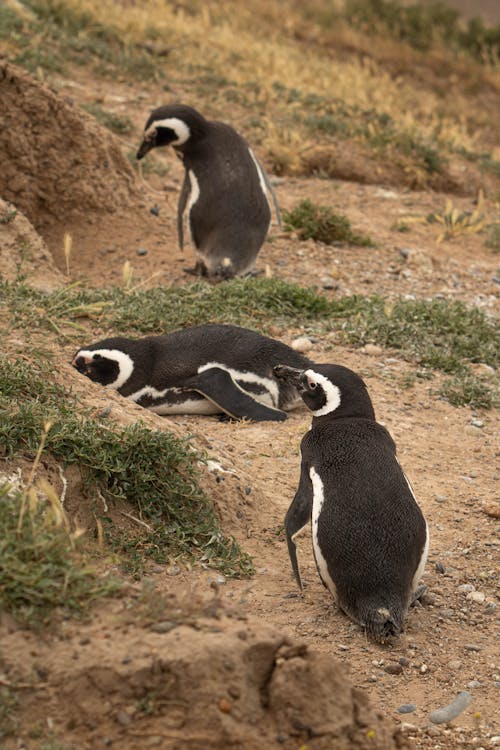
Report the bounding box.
[1,62,499,749]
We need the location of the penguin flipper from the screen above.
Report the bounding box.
[285,463,313,590]
[177,171,190,250]
[182,367,288,422]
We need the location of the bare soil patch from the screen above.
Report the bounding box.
[1,65,498,750]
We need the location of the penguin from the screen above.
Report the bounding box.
[72,324,311,422]
[136,104,278,279]
[273,363,429,641]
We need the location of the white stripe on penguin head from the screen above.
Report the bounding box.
[304,368,341,417]
[76,348,134,390]
[144,117,190,146]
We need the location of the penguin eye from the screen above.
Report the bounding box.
[93,354,102,361]
[308,380,317,390]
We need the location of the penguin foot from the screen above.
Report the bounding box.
[243,268,263,278]
[411,583,428,606]
[184,263,207,277]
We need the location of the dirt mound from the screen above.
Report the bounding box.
[0,60,138,227]
[0,197,64,291]
[0,609,406,750]
[0,61,159,271]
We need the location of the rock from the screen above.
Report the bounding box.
[457,584,475,593]
[385,663,403,675]
[428,691,472,724]
[137,246,148,256]
[115,711,131,726]
[218,697,232,713]
[435,562,446,574]
[291,336,313,353]
[364,344,383,356]
[467,680,482,689]
[321,277,338,290]
[464,644,481,652]
[466,591,485,604]
[448,660,462,670]
[150,621,176,634]
[482,501,500,519]
[397,704,416,714]
[166,565,181,577]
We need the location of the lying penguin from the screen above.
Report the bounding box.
[274,363,429,640]
[72,324,311,422]
[137,104,278,280]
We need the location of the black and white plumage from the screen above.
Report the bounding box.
[137,104,275,279]
[273,363,429,640]
[72,324,311,422]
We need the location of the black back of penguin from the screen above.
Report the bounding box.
[137,104,271,278]
[276,363,428,640]
[73,324,311,414]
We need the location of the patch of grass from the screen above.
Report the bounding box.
[391,221,411,233]
[439,372,498,409]
[7,0,161,80]
[2,279,497,410]
[0,355,251,579]
[426,194,486,242]
[283,199,374,246]
[344,0,500,64]
[0,477,121,627]
[0,682,18,740]
[82,103,135,136]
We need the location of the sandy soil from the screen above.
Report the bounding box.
[1,61,499,750]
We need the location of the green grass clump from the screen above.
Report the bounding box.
[2,278,497,410]
[283,199,374,246]
[439,372,498,409]
[5,0,161,80]
[344,0,500,64]
[0,479,121,627]
[0,356,252,578]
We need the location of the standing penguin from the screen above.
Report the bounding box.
[72,324,311,422]
[273,363,429,640]
[137,104,275,279]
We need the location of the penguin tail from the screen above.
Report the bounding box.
[363,607,403,642]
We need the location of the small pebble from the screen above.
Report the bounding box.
[244,486,252,495]
[467,591,485,604]
[435,495,447,503]
[321,277,338,290]
[440,608,455,619]
[291,336,313,353]
[364,344,383,356]
[150,621,176,634]
[399,657,410,667]
[470,418,484,427]
[98,406,112,419]
[116,711,131,726]
[448,660,462,670]
[464,644,481,652]
[166,565,181,577]
[467,680,482,689]
[218,698,232,714]
[428,691,472,724]
[397,704,416,714]
[136,247,148,256]
[457,584,475,593]
[435,561,446,574]
[385,663,403,675]
[150,205,160,216]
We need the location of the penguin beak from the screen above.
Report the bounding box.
[273,365,305,389]
[136,135,155,160]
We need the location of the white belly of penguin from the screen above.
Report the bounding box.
[187,169,200,246]
[127,385,219,415]
[310,467,338,602]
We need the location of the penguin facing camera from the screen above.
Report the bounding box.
[274,363,429,641]
[137,104,279,280]
[72,324,311,422]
